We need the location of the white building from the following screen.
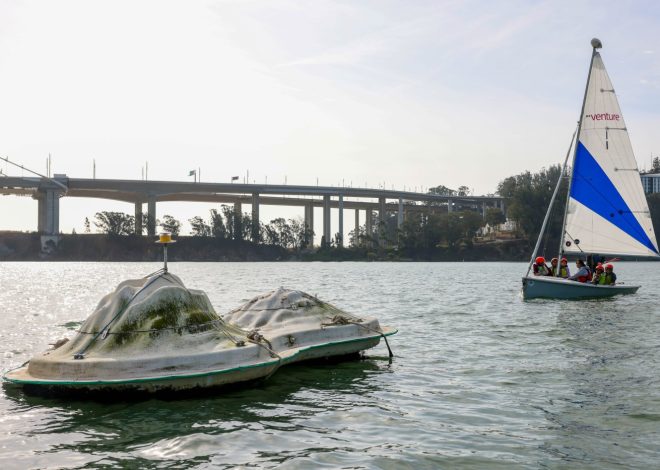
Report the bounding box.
[640,173,660,194]
[476,219,518,239]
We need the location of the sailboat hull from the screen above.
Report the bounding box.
[522,276,639,300]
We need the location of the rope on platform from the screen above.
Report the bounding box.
[246,330,275,353]
[76,319,225,335]
[321,314,394,359]
[245,329,282,378]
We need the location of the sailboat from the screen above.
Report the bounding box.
[522,38,659,300]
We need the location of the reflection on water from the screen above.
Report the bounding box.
[1,262,660,468]
[3,358,390,468]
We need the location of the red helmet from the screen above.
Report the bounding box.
[605,264,613,270]
[535,256,545,264]
[561,257,568,263]
[595,265,604,272]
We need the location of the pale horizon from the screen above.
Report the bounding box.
[2,0,659,235]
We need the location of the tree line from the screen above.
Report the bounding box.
[88,206,313,251]
[87,203,497,254]
[84,165,660,257]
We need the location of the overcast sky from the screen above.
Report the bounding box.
[2,0,660,235]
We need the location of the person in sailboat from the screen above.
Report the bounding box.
[549,258,558,276]
[587,254,606,274]
[549,257,569,278]
[568,259,591,282]
[533,256,551,276]
[587,254,595,274]
[602,264,617,285]
[551,258,571,279]
[590,264,605,285]
[558,257,570,278]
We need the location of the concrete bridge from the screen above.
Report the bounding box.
[1,175,505,246]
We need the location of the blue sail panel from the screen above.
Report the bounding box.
[570,142,658,254]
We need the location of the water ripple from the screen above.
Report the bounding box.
[1,261,660,468]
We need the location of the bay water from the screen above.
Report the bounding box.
[0,262,659,469]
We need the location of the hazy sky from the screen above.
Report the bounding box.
[2,0,660,234]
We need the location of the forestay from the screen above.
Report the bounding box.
[563,52,659,257]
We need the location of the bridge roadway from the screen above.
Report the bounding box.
[1,175,505,246]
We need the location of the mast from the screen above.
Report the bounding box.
[525,125,577,277]
[555,38,602,271]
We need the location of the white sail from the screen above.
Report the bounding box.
[563,52,659,257]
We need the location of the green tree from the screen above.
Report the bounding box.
[137,213,150,235]
[398,212,437,250]
[398,210,483,251]
[221,205,237,240]
[457,211,482,246]
[349,225,369,248]
[289,217,311,249]
[160,215,181,236]
[93,211,135,235]
[263,222,280,246]
[209,209,226,238]
[652,157,660,174]
[428,185,456,196]
[497,165,565,239]
[268,218,294,247]
[239,212,253,241]
[189,216,211,237]
[485,208,506,227]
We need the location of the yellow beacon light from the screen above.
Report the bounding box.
[155,232,176,271]
[157,233,173,244]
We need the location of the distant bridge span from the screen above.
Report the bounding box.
[1,175,505,246]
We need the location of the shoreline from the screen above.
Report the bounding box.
[0,232,531,262]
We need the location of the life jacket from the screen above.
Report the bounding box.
[577,267,591,283]
[600,273,615,285]
[534,264,550,276]
[559,266,569,278]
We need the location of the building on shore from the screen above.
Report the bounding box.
[641,173,660,194]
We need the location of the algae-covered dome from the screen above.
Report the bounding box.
[24,272,252,381]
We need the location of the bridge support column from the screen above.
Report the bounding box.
[447,197,453,213]
[397,198,404,229]
[36,190,60,235]
[338,195,344,247]
[135,202,143,235]
[147,197,157,236]
[234,202,242,240]
[378,197,386,247]
[323,195,331,247]
[354,209,360,246]
[304,203,314,247]
[482,201,487,219]
[366,209,373,247]
[251,193,260,243]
